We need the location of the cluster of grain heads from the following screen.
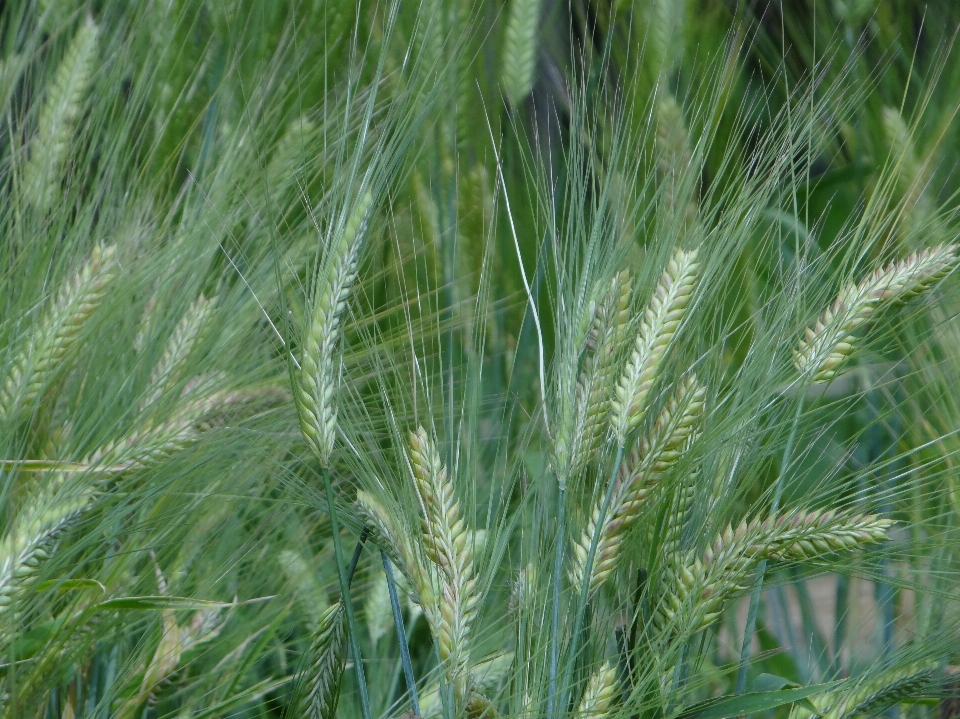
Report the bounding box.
[656,509,893,634]
[291,603,348,719]
[408,426,480,702]
[569,270,633,479]
[22,16,99,216]
[570,375,705,596]
[577,663,619,719]
[795,244,959,382]
[0,244,117,423]
[500,0,543,108]
[611,247,699,444]
[298,190,373,465]
[790,663,937,719]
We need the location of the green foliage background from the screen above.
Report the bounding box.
[2,0,960,718]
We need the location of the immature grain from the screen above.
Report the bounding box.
[570,376,705,596]
[796,244,958,382]
[577,663,618,719]
[293,603,347,719]
[0,244,117,422]
[23,16,99,215]
[408,426,479,700]
[501,0,542,107]
[0,489,92,622]
[611,248,699,444]
[570,270,633,478]
[657,509,892,633]
[355,489,423,599]
[298,190,373,464]
[790,664,936,719]
[142,294,216,408]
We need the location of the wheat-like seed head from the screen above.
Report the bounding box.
[23,16,99,215]
[568,270,633,479]
[298,190,373,465]
[295,602,347,719]
[355,490,425,602]
[0,489,92,621]
[796,244,958,382]
[500,0,543,107]
[656,95,698,221]
[0,244,117,423]
[577,663,618,719]
[570,375,705,596]
[657,509,892,634]
[789,664,936,719]
[408,426,479,700]
[142,294,217,409]
[611,248,699,444]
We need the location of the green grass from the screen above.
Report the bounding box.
[1,1,960,718]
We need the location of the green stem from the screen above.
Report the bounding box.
[321,466,372,719]
[383,551,421,718]
[547,482,566,719]
[736,394,805,694]
[559,445,626,713]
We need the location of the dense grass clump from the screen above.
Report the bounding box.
[2,2,960,719]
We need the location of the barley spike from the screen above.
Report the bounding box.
[611,248,699,444]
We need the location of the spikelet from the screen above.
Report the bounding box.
[611,248,699,444]
[500,0,543,107]
[355,490,423,601]
[22,16,99,215]
[577,663,619,719]
[84,390,241,473]
[569,271,633,478]
[298,190,373,465]
[656,94,698,222]
[408,426,479,700]
[292,603,348,719]
[657,509,892,634]
[570,376,705,596]
[790,664,936,719]
[142,294,216,409]
[645,0,686,79]
[795,245,958,382]
[250,117,318,214]
[661,465,698,560]
[0,244,117,422]
[882,107,931,224]
[0,489,92,621]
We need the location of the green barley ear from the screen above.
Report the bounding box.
[571,375,705,596]
[0,244,117,423]
[142,294,216,408]
[250,117,318,215]
[0,489,92,623]
[500,0,542,107]
[611,248,699,444]
[577,663,618,719]
[292,603,347,719]
[795,244,958,382]
[656,94,698,222]
[791,664,937,719]
[408,426,479,701]
[882,107,931,222]
[298,190,373,465]
[570,270,633,478]
[22,16,99,215]
[355,490,423,600]
[658,509,892,634]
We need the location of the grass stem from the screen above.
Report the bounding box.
[321,466,373,719]
[547,482,566,719]
[736,395,805,693]
[382,550,421,718]
[560,445,626,712]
